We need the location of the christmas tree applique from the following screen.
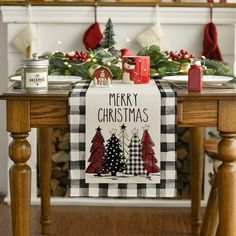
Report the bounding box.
[86,127,106,176]
[117,124,129,160]
[101,129,126,176]
[141,126,160,177]
[123,128,146,176]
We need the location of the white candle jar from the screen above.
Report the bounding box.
[21,53,49,93]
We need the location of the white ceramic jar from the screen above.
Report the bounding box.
[21,53,49,93]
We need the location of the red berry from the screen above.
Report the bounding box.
[72,57,78,62]
[183,54,189,59]
[180,49,185,55]
[176,55,181,60]
[190,54,195,58]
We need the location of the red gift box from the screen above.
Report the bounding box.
[122,56,150,84]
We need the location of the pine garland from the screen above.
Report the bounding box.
[40,48,122,80]
[137,45,235,80]
[11,45,235,82]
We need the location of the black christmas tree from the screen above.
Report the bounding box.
[86,127,106,175]
[123,132,146,176]
[101,18,116,51]
[102,133,126,176]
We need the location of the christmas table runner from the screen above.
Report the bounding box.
[86,80,161,185]
[69,79,176,198]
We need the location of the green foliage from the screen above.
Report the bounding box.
[138,45,182,77]
[202,59,233,76]
[137,46,235,79]
[40,48,122,80]
[11,45,234,82]
[137,45,167,67]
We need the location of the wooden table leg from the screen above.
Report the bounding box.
[190,127,204,235]
[39,128,52,234]
[217,132,236,235]
[200,172,218,236]
[7,100,31,236]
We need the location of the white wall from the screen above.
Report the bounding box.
[0,6,236,202]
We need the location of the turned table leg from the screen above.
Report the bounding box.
[39,128,52,235]
[7,100,31,236]
[217,132,236,235]
[200,168,219,236]
[190,127,204,235]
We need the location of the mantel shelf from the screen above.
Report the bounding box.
[0,1,236,8]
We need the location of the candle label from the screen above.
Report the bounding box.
[122,56,150,84]
[25,72,48,88]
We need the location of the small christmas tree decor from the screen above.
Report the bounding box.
[141,128,160,176]
[117,124,129,160]
[101,18,116,51]
[101,132,126,176]
[86,127,106,175]
[123,129,146,176]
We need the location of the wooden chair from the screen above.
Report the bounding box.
[201,138,220,236]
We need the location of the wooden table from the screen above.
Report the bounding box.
[1,85,236,236]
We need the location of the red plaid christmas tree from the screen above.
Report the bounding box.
[141,129,160,176]
[86,127,106,175]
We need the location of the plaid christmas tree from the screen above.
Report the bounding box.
[123,133,146,176]
[86,127,106,175]
[141,129,160,175]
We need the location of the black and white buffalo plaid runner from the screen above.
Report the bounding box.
[69,79,177,197]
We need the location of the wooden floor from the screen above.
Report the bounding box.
[0,197,200,236]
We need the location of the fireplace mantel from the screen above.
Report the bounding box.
[1,6,236,24]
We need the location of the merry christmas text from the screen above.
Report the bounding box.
[97,93,149,123]
[109,93,138,107]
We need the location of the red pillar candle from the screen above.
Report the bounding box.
[188,60,203,92]
[122,56,150,84]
